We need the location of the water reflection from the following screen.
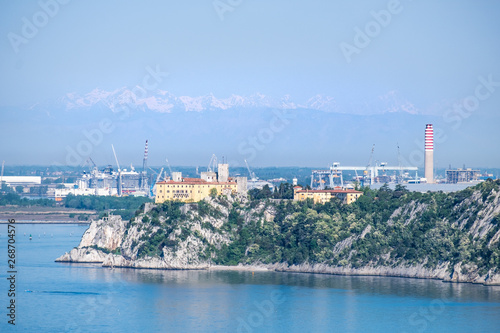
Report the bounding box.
[7,223,500,332]
[79,268,500,304]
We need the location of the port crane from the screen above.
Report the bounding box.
[310,143,419,190]
[86,157,97,169]
[111,144,122,196]
[149,167,164,197]
[111,145,121,172]
[244,159,257,181]
[207,154,218,173]
[397,143,403,183]
[364,144,375,186]
[165,159,173,177]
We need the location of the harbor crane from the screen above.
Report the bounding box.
[149,167,164,197]
[397,143,403,183]
[111,144,122,196]
[244,159,257,181]
[156,168,164,183]
[165,159,173,176]
[87,157,97,169]
[111,145,121,172]
[364,144,375,186]
[207,154,217,173]
[310,142,418,190]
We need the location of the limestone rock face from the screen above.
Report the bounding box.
[56,215,126,263]
[269,262,449,279]
[79,215,127,251]
[484,270,500,285]
[101,254,209,270]
[55,247,108,263]
[56,200,228,269]
[265,262,500,285]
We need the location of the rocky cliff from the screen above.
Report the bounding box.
[57,180,500,285]
[57,199,238,269]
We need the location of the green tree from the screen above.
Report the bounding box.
[394,184,408,192]
[273,183,294,199]
[209,188,218,198]
[30,185,48,195]
[249,185,273,200]
[1,181,11,192]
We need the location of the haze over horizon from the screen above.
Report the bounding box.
[1,1,499,168]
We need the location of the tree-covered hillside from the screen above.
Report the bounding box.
[126,180,500,276]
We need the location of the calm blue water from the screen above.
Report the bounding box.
[1,224,500,332]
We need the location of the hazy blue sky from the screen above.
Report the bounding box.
[1,1,499,167]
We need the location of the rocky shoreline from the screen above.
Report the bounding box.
[56,247,500,286]
[56,194,500,286]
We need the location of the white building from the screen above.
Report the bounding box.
[1,176,42,186]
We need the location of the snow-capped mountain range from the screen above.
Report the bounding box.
[7,87,496,166]
[60,88,339,113]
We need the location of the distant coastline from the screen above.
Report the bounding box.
[0,206,96,224]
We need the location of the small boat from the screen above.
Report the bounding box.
[29,234,32,240]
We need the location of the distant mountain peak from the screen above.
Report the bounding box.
[56,89,420,115]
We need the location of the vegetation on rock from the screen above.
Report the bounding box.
[118,180,500,275]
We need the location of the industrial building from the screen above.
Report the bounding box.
[53,141,153,200]
[446,169,480,184]
[155,164,247,203]
[310,161,418,189]
[293,186,363,204]
[0,176,42,186]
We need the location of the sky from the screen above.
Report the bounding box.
[1,0,499,167]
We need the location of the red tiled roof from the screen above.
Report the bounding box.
[295,189,362,194]
[183,178,207,183]
[156,179,237,185]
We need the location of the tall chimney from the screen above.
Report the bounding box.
[425,124,434,183]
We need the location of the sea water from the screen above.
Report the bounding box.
[1,223,499,332]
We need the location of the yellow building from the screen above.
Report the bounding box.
[155,177,239,203]
[294,187,363,204]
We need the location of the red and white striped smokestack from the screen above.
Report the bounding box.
[142,140,149,171]
[424,124,434,183]
[425,124,433,151]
